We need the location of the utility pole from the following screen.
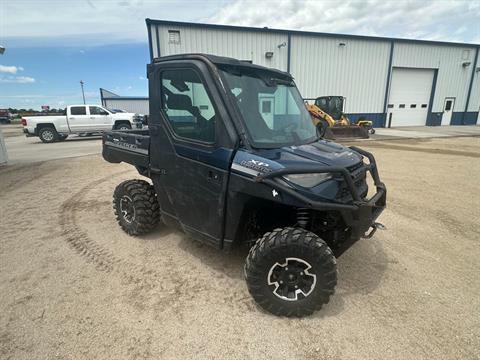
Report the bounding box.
[80,80,86,104]
[0,46,9,166]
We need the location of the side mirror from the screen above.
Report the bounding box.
[316,121,327,138]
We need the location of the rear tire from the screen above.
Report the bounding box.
[245,227,337,317]
[38,126,58,143]
[113,179,160,235]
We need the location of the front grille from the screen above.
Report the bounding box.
[336,161,368,202]
[347,162,364,173]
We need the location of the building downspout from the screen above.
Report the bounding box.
[382,41,394,128]
[155,25,161,58]
[462,47,479,125]
[287,33,291,74]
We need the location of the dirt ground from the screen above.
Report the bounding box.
[1,137,479,359]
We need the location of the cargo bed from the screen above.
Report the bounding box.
[102,129,150,169]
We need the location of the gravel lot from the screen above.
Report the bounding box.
[1,136,479,359]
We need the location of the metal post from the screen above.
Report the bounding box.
[0,46,9,166]
[80,80,86,104]
[388,113,392,128]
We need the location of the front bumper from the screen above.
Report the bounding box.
[255,146,387,251]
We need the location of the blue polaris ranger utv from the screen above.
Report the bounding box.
[102,54,386,317]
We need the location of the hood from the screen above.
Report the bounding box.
[111,112,136,118]
[232,139,363,176]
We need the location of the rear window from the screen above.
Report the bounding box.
[70,106,86,115]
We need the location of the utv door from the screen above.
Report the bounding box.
[148,61,235,247]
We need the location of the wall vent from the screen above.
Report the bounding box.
[168,30,181,44]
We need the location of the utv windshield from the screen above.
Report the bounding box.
[220,67,318,148]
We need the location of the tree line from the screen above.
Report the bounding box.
[4,108,66,117]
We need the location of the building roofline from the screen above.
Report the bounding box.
[145,18,479,48]
[103,96,148,100]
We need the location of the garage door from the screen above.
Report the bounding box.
[387,68,434,127]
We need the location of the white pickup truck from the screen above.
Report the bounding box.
[21,104,138,143]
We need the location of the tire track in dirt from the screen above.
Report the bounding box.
[0,162,48,196]
[58,172,253,313]
[359,142,480,158]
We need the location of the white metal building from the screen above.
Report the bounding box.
[100,88,149,115]
[144,19,479,128]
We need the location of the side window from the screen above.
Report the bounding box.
[161,69,216,143]
[89,106,108,115]
[71,106,86,115]
[315,98,328,110]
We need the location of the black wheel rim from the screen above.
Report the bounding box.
[267,257,316,301]
[119,195,135,223]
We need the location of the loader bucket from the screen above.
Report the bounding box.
[328,126,369,139]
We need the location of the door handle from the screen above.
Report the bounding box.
[90,117,95,119]
[70,117,75,120]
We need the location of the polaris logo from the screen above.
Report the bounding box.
[104,141,148,155]
[240,159,271,173]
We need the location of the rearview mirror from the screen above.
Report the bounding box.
[165,92,202,119]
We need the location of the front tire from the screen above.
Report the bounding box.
[38,126,58,143]
[114,123,131,131]
[245,227,337,317]
[113,179,160,235]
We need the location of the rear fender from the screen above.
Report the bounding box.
[35,123,57,135]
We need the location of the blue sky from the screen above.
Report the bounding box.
[0,44,149,109]
[1,0,479,110]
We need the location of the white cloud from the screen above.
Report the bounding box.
[139,76,146,80]
[208,0,480,44]
[0,65,24,74]
[3,0,477,47]
[0,76,36,84]
[3,0,226,46]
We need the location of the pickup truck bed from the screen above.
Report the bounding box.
[103,129,150,169]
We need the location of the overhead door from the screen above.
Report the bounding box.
[387,68,434,127]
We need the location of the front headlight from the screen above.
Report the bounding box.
[283,173,333,188]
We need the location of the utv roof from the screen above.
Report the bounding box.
[152,53,293,79]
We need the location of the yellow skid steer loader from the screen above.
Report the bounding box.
[305,96,374,139]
